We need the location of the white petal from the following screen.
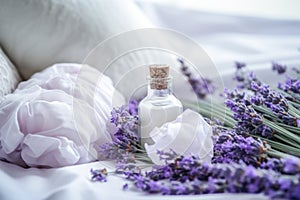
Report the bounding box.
[145,109,213,165]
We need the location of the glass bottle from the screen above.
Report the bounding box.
[138,65,183,146]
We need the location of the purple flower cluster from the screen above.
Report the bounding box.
[233,61,299,104]
[178,58,216,99]
[225,62,300,156]
[110,105,139,150]
[90,168,108,182]
[211,125,300,175]
[250,82,299,127]
[233,62,260,89]
[279,76,300,96]
[233,61,247,82]
[98,103,141,161]
[123,153,300,199]
[128,99,139,115]
[225,89,274,138]
[226,63,300,151]
[272,62,287,74]
[261,156,300,175]
[292,67,300,75]
[212,130,269,167]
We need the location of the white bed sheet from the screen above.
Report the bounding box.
[1,1,300,200]
[0,160,268,200]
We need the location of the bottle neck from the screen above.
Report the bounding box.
[147,77,172,97]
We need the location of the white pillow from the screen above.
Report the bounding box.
[0,0,219,102]
[0,0,153,79]
[0,47,21,101]
[0,63,125,167]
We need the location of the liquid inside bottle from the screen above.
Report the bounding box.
[138,65,183,146]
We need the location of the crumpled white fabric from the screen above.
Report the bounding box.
[0,63,124,167]
[145,109,213,165]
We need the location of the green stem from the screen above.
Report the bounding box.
[267,149,291,159]
[198,100,234,115]
[134,155,153,163]
[290,101,300,109]
[252,105,277,118]
[196,101,235,120]
[198,106,236,127]
[289,103,300,118]
[252,135,300,157]
[277,122,300,134]
[263,118,300,147]
[134,148,147,153]
[275,88,300,104]
[183,102,236,127]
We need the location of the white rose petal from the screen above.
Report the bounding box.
[145,109,213,165]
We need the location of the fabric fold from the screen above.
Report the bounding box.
[0,63,125,167]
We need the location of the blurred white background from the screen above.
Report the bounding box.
[133,0,300,88]
[134,0,300,72]
[135,0,300,20]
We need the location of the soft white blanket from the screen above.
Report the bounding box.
[0,64,124,167]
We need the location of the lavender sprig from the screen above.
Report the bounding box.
[225,90,300,155]
[272,62,287,74]
[278,75,300,105]
[250,81,300,126]
[110,105,140,151]
[123,152,300,199]
[90,168,108,182]
[210,123,300,174]
[225,63,300,156]
[98,102,148,163]
[178,58,216,99]
[212,130,270,167]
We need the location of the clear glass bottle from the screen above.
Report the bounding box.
[138,65,183,146]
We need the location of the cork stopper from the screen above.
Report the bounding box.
[149,65,169,90]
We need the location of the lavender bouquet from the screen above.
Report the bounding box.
[91,60,300,199]
[181,60,300,158]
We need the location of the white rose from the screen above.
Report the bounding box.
[145,109,213,165]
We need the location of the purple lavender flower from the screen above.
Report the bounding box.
[259,156,300,176]
[248,82,299,127]
[235,61,246,69]
[156,149,178,162]
[90,168,108,182]
[233,61,247,83]
[97,101,144,166]
[292,67,300,74]
[232,62,262,89]
[147,180,162,193]
[123,183,129,190]
[98,143,122,160]
[212,130,269,167]
[290,180,300,199]
[133,174,147,190]
[178,58,216,99]
[122,152,300,199]
[128,99,139,115]
[224,90,274,138]
[272,62,287,74]
[278,76,300,95]
[109,105,139,150]
[283,157,300,174]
